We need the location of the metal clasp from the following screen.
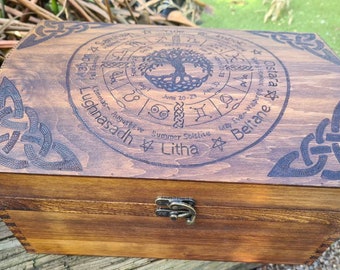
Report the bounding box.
[155,197,196,225]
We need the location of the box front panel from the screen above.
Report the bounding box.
[1,174,340,264]
[3,208,337,264]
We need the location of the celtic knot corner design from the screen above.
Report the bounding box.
[17,21,110,50]
[249,31,340,66]
[0,77,82,171]
[268,101,340,180]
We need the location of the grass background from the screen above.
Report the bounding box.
[201,0,340,56]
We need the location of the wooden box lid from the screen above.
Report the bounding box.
[0,21,339,187]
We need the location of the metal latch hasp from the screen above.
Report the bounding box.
[155,197,196,225]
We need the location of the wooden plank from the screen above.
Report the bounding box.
[0,220,13,240]
[0,237,37,269]
[0,174,339,212]
[1,197,339,224]
[1,173,339,263]
[3,210,336,264]
[1,218,338,269]
[0,219,260,269]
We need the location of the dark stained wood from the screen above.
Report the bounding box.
[0,21,339,264]
[0,21,339,186]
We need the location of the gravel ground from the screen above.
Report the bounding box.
[257,239,340,270]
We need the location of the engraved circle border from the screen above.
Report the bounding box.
[66,28,291,168]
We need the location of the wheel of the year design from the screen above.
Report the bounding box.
[67,26,290,167]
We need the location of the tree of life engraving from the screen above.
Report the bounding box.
[138,48,213,92]
[67,27,290,167]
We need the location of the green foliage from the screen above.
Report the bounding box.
[201,0,340,56]
[0,0,5,18]
[46,0,62,15]
[50,0,58,14]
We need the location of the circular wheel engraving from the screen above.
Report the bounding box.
[67,27,290,167]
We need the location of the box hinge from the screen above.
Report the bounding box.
[155,197,196,225]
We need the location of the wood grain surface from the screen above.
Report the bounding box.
[0,173,339,264]
[0,21,339,186]
[0,219,261,270]
[0,21,340,264]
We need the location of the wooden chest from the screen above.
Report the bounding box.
[0,21,339,265]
